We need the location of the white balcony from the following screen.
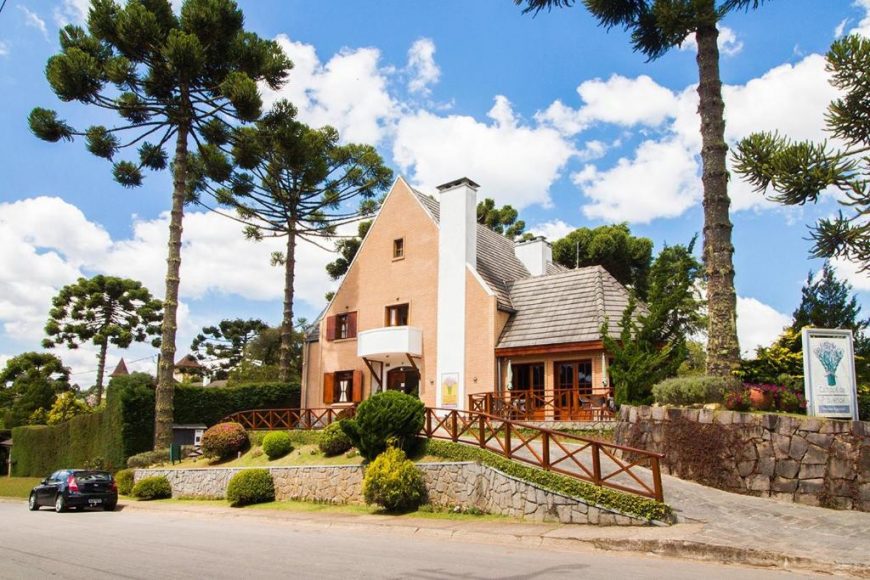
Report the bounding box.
[357,326,423,363]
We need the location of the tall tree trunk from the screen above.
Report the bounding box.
[696,23,740,377]
[279,226,297,383]
[155,121,189,449]
[94,339,108,406]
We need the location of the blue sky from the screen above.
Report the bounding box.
[1,0,868,384]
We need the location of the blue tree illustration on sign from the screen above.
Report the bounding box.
[814,341,844,386]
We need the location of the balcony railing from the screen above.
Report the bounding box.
[357,325,423,359]
[468,389,615,422]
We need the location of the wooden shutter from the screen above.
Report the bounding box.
[323,373,335,405]
[352,370,363,402]
[347,312,358,339]
[325,315,336,341]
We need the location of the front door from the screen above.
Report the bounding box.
[386,367,420,397]
[555,360,594,420]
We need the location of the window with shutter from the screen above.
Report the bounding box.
[323,373,335,405]
[352,370,363,402]
[325,316,336,341]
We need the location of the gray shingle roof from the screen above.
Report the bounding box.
[412,189,529,311]
[495,266,637,350]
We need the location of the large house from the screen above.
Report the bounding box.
[300,177,635,420]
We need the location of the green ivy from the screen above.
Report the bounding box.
[423,440,672,522]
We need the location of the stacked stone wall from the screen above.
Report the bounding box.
[615,405,870,511]
[135,462,652,526]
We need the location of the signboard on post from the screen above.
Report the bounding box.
[801,328,859,420]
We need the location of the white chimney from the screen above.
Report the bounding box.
[435,177,479,410]
[514,236,552,276]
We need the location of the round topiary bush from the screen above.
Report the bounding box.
[201,422,249,460]
[262,431,293,460]
[115,468,135,496]
[362,446,425,513]
[651,376,731,406]
[341,391,424,461]
[319,421,353,457]
[131,475,172,500]
[226,469,275,507]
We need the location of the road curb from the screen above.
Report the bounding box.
[113,499,870,578]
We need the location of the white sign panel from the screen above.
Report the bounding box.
[801,328,859,420]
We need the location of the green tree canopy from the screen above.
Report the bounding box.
[325,220,373,281]
[0,352,71,428]
[193,101,393,382]
[476,198,531,240]
[551,224,653,299]
[190,318,268,379]
[42,275,162,405]
[603,240,706,404]
[734,35,870,272]
[29,0,292,448]
[47,391,93,425]
[517,0,767,377]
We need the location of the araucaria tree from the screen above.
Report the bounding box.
[476,198,530,240]
[191,318,267,379]
[195,101,393,382]
[28,0,291,447]
[42,275,163,405]
[734,35,870,271]
[517,0,766,377]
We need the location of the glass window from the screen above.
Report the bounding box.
[336,313,350,339]
[385,304,409,326]
[393,238,404,259]
[334,371,354,403]
[556,360,593,395]
[513,363,544,392]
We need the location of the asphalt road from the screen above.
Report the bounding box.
[0,501,820,580]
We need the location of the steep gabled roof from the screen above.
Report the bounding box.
[411,189,529,311]
[110,358,129,377]
[496,265,637,350]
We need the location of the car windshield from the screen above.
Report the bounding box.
[73,471,112,481]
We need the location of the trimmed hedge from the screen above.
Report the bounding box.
[341,392,424,460]
[201,423,248,460]
[362,446,425,512]
[115,468,135,495]
[131,475,172,500]
[262,432,293,460]
[226,469,275,507]
[10,375,299,477]
[652,376,731,406]
[422,439,672,522]
[319,421,353,457]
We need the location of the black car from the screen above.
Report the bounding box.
[29,470,118,513]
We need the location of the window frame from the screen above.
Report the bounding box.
[385,303,410,327]
[392,238,405,260]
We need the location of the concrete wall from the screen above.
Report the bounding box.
[135,462,653,526]
[616,405,870,511]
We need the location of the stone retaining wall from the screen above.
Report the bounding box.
[135,462,652,526]
[615,405,870,511]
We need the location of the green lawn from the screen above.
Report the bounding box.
[147,497,511,522]
[0,477,41,498]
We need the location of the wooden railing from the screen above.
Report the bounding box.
[468,389,616,422]
[220,405,664,502]
[423,408,663,502]
[221,407,355,430]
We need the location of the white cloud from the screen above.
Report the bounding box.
[18,5,48,39]
[536,74,678,137]
[850,0,870,37]
[737,297,791,356]
[574,138,700,223]
[262,35,398,145]
[406,38,440,95]
[831,257,870,293]
[393,96,575,209]
[835,18,849,39]
[529,219,575,242]
[679,26,743,57]
[53,0,88,26]
[0,41,9,57]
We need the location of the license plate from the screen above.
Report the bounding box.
[88,499,102,505]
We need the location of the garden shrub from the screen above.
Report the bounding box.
[201,422,248,460]
[126,449,169,468]
[724,388,751,412]
[362,446,425,513]
[131,475,172,500]
[226,469,275,507]
[341,391,424,461]
[262,431,293,460]
[652,376,730,406]
[174,382,300,426]
[115,468,135,495]
[319,421,353,457]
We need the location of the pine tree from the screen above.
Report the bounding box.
[28,0,291,448]
[326,220,373,281]
[734,35,870,271]
[194,101,393,381]
[516,0,766,377]
[476,198,530,240]
[42,275,162,405]
[190,318,268,379]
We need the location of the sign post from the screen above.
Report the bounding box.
[801,328,859,420]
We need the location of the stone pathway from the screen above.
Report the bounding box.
[436,424,870,569]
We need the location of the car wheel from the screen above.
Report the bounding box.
[54,494,66,513]
[28,493,39,511]
[103,501,117,512]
